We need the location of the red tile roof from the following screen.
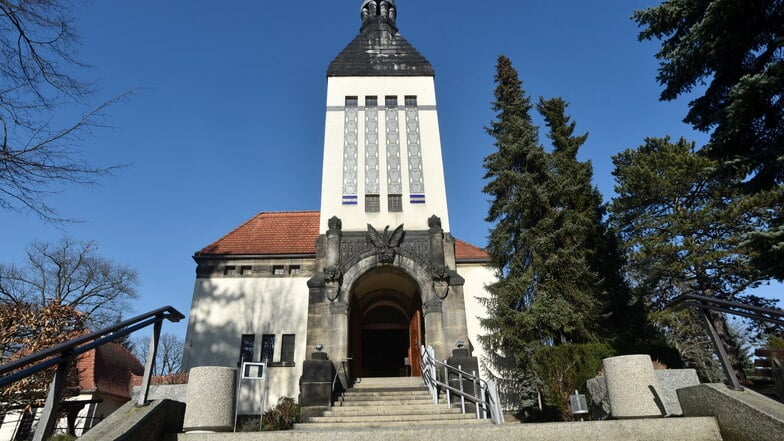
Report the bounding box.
[197,211,320,256]
[454,239,492,262]
[196,211,490,261]
[76,342,144,399]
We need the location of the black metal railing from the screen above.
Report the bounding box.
[0,305,184,441]
[667,294,784,391]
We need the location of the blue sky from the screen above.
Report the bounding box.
[1,1,780,337]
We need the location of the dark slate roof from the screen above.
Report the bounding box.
[327,17,434,77]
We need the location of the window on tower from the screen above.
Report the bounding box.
[365,194,380,212]
[366,96,378,107]
[388,194,403,212]
[385,96,397,107]
[346,96,358,107]
[405,96,417,107]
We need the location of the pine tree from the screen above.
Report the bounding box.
[609,137,770,381]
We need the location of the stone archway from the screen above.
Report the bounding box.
[348,267,424,378]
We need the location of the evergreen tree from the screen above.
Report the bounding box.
[480,58,620,409]
[480,55,549,407]
[634,0,784,279]
[609,137,770,381]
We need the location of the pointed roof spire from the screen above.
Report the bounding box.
[361,0,396,24]
[328,1,432,77]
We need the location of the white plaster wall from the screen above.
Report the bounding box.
[457,263,497,381]
[182,276,310,413]
[320,76,450,233]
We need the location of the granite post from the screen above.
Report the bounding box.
[603,354,665,419]
[182,366,236,432]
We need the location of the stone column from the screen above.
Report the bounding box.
[603,354,665,419]
[183,366,236,432]
[423,298,446,361]
[329,301,350,367]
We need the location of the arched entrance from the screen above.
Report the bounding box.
[349,267,424,378]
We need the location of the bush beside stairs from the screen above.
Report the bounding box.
[295,376,489,430]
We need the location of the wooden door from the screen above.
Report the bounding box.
[408,310,423,376]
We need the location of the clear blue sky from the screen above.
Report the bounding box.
[1,1,780,337]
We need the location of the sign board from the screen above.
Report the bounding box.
[242,362,265,380]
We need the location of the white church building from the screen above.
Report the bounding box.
[181,0,495,411]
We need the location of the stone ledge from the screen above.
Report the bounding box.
[678,383,784,441]
[172,417,721,441]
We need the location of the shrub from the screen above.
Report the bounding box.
[532,343,615,421]
[262,396,300,431]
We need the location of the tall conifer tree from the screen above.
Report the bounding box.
[609,137,770,380]
[634,0,784,279]
[480,58,622,408]
[480,55,548,406]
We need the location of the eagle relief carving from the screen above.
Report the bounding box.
[367,224,405,264]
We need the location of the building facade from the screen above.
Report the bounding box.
[182,0,495,413]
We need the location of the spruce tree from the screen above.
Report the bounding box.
[480,58,620,409]
[634,0,784,279]
[480,55,548,407]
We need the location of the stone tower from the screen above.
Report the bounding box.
[307,0,476,379]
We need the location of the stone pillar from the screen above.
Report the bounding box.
[299,350,336,421]
[324,217,342,302]
[423,298,446,361]
[603,354,665,419]
[329,301,350,378]
[183,366,236,432]
[447,346,480,411]
[439,283,470,355]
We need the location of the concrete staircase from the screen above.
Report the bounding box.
[294,376,488,430]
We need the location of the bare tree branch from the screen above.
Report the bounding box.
[0,0,129,222]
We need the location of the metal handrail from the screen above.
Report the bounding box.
[420,345,504,424]
[331,358,351,406]
[0,305,184,441]
[667,294,784,390]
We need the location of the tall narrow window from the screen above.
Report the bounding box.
[281,334,296,362]
[343,96,359,204]
[405,95,425,198]
[365,96,380,196]
[385,96,402,196]
[261,334,276,363]
[239,334,255,364]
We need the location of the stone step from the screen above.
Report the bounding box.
[337,398,436,407]
[341,390,431,399]
[174,417,723,441]
[350,377,425,389]
[294,417,490,430]
[307,412,476,424]
[323,405,461,417]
